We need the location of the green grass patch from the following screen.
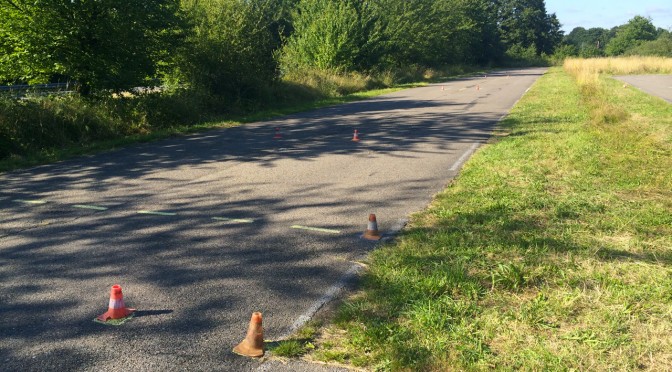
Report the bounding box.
[266,323,320,358]
[311,67,672,370]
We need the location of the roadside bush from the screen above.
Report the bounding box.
[504,44,549,67]
[279,0,374,73]
[625,33,672,57]
[0,96,120,157]
[177,0,279,101]
[0,90,207,161]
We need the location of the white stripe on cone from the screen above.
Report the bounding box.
[109,298,125,309]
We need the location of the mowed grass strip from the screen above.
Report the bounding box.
[310,67,672,370]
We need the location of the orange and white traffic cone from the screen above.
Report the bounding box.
[233,312,264,358]
[273,127,282,139]
[97,284,135,322]
[352,129,361,142]
[361,214,381,241]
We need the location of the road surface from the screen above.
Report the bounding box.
[614,75,672,103]
[0,68,546,371]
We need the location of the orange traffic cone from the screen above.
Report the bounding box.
[273,127,282,139]
[362,214,381,241]
[352,129,361,142]
[233,312,264,358]
[97,284,135,322]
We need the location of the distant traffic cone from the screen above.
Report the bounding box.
[233,312,264,358]
[361,214,381,241]
[96,284,135,322]
[352,129,361,142]
[273,127,282,139]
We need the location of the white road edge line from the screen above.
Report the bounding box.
[449,143,480,171]
[256,264,364,372]
[283,263,362,339]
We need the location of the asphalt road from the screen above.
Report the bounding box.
[0,68,546,371]
[615,75,672,103]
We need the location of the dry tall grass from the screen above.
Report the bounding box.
[563,57,672,125]
[564,56,672,76]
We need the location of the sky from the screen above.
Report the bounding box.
[545,0,672,32]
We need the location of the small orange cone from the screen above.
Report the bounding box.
[97,284,135,322]
[233,312,264,358]
[273,127,282,139]
[361,214,381,241]
[352,129,361,142]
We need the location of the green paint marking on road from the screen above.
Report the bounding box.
[73,205,108,211]
[14,199,47,205]
[212,217,254,224]
[291,225,341,234]
[138,210,177,216]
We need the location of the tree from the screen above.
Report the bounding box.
[605,15,657,56]
[564,27,611,57]
[0,0,185,93]
[625,31,672,57]
[496,0,563,55]
[178,0,279,99]
[279,0,376,72]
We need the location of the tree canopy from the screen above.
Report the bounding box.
[606,16,658,56]
[562,15,670,58]
[0,0,185,93]
[1,0,565,96]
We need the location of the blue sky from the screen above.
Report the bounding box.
[545,0,672,32]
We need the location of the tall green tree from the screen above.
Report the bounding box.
[564,27,612,57]
[496,0,562,55]
[178,0,278,98]
[0,0,185,93]
[605,15,658,56]
[625,30,672,57]
[279,0,377,72]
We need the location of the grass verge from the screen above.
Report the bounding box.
[307,66,672,370]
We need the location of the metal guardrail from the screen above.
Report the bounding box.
[0,82,78,98]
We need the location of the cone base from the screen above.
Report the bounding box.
[361,231,382,241]
[233,341,264,358]
[96,308,136,322]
